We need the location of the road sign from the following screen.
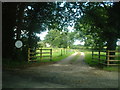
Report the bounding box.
[15,40,23,48]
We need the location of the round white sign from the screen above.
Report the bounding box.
[15,40,23,48]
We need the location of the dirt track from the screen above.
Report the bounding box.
[3,52,119,88]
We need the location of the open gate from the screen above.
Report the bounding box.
[28,48,52,62]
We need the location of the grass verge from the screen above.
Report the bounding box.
[83,50,119,72]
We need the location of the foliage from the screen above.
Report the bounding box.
[47,2,82,30]
[75,2,120,50]
[44,30,75,48]
[3,2,120,62]
[2,2,56,61]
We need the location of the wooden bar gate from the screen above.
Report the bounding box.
[92,50,120,66]
[28,48,52,62]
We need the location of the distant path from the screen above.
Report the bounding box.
[3,52,119,88]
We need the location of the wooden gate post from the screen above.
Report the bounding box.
[107,50,110,66]
[28,48,30,62]
[92,50,93,59]
[61,49,62,56]
[40,49,42,61]
[98,51,100,64]
[50,49,52,61]
[66,48,67,54]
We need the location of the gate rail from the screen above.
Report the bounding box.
[28,48,52,62]
[92,50,120,66]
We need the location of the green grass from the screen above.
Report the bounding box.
[84,51,99,66]
[103,66,119,72]
[34,48,75,62]
[83,50,120,72]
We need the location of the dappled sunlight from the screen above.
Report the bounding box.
[3,2,120,88]
[80,52,85,56]
[49,64,69,67]
[71,52,78,56]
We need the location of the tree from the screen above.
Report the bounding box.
[2,2,18,59]
[75,2,120,51]
[44,30,75,48]
[3,2,119,62]
[2,2,56,61]
[44,30,63,48]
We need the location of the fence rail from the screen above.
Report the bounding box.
[28,48,52,62]
[92,50,120,66]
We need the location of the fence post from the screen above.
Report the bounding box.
[40,49,42,61]
[107,50,110,66]
[50,49,52,61]
[28,48,30,62]
[99,51,100,64]
[66,48,67,54]
[61,49,62,56]
[106,50,108,62]
[65,48,66,54]
[64,48,65,54]
[92,50,93,59]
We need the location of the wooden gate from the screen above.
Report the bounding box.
[28,48,52,62]
[92,50,120,66]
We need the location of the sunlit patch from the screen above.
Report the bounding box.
[28,6,32,10]
[80,52,85,56]
[117,39,120,46]
[59,1,66,7]
[50,64,69,67]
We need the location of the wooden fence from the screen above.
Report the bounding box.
[28,48,52,62]
[60,48,68,56]
[92,50,120,66]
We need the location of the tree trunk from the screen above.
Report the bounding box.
[2,3,18,59]
[28,30,32,48]
[16,3,26,61]
[16,3,26,39]
[107,36,117,51]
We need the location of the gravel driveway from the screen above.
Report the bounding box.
[2,52,119,88]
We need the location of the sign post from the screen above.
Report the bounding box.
[15,40,23,61]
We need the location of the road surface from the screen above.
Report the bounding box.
[2,52,119,88]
